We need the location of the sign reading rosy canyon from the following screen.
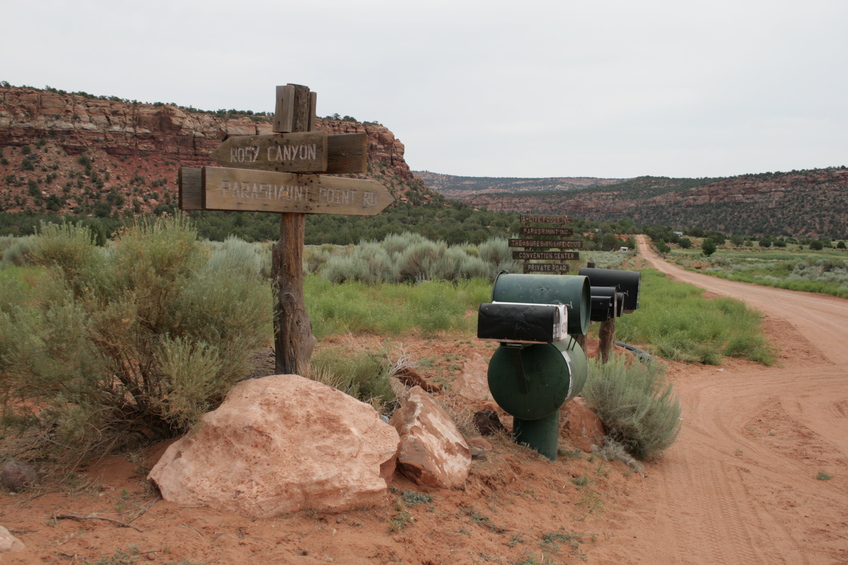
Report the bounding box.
[210,131,368,174]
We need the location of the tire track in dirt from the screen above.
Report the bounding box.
[591,237,848,564]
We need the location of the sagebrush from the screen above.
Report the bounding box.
[0,217,271,461]
[582,356,681,461]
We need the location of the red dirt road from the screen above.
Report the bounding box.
[602,236,848,564]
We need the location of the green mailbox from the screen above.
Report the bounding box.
[478,272,591,461]
[491,272,591,335]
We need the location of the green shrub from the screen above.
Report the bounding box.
[396,238,447,283]
[477,237,521,276]
[0,217,272,460]
[381,231,426,257]
[1,236,35,266]
[583,356,681,460]
[308,347,395,412]
[321,241,395,284]
[702,238,717,256]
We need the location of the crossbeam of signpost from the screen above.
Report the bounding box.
[186,166,392,215]
[211,132,368,174]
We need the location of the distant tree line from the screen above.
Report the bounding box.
[0,201,640,251]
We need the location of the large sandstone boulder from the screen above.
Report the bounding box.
[390,386,471,488]
[148,375,400,518]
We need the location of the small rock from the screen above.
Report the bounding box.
[0,526,25,553]
[390,386,471,488]
[467,437,493,461]
[394,366,442,393]
[473,409,506,436]
[1,461,37,493]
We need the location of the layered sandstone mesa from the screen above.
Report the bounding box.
[390,386,471,488]
[0,86,413,177]
[148,375,400,518]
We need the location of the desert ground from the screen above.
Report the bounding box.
[1,239,846,564]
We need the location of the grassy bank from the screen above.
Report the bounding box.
[664,245,848,299]
[616,269,775,365]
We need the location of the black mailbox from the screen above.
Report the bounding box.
[578,267,641,313]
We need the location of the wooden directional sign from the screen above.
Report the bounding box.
[524,263,570,273]
[519,226,574,237]
[191,166,393,215]
[521,214,571,225]
[212,132,328,173]
[210,132,368,174]
[513,251,580,261]
[509,239,584,249]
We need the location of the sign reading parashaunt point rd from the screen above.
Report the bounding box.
[200,166,393,215]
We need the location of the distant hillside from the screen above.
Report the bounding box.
[414,171,625,198]
[425,170,848,240]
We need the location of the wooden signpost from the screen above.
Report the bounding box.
[178,83,393,375]
[510,214,581,274]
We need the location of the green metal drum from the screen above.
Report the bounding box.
[487,338,588,422]
[491,272,591,336]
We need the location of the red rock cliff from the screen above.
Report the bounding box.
[0,86,412,179]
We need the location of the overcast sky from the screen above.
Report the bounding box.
[2,0,846,179]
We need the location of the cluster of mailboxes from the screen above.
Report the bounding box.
[476,269,641,460]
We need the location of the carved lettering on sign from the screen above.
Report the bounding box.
[220,179,309,201]
[200,167,393,215]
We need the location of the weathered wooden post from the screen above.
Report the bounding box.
[272,84,317,375]
[179,83,393,376]
[598,317,615,363]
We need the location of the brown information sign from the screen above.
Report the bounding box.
[524,263,570,273]
[519,226,574,237]
[201,166,393,215]
[509,239,584,249]
[521,214,571,225]
[212,132,328,173]
[211,132,368,174]
[513,251,580,261]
